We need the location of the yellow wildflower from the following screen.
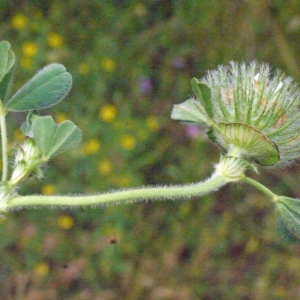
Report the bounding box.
[120,135,136,150]
[22,42,39,57]
[58,215,74,230]
[146,116,160,132]
[98,160,113,175]
[11,13,27,30]
[20,57,32,70]
[81,139,101,155]
[41,184,56,195]
[110,174,133,187]
[133,4,147,17]
[47,32,64,48]
[34,263,50,277]
[55,112,68,124]
[78,63,90,75]
[245,237,259,254]
[119,175,132,187]
[14,128,25,142]
[101,57,116,72]
[99,104,117,122]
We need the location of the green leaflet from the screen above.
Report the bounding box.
[32,115,82,160]
[171,80,213,125]
[191,78,213,118]
[276,197,300,244]
[20,111,37,137]
[0,41,15,83]
[0,66,14,102]
[171,98,209,124]
[6,64,72,111]
[275,206,300,243]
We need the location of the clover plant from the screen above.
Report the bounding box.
[1,41,300,244]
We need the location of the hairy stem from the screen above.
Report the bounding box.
[243,176,278,202]
[6,173,227,210]
[0,106,8,182]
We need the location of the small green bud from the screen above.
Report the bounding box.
[214,156,252,182]
[10,138,42,185]
[172,62,300,167]
[14,138,40,164]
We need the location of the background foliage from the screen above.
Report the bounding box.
[1,1,300,299]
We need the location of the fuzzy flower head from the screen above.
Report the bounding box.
[171,62,300,167]
[10,138,42,185]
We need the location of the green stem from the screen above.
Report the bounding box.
[243,176,278,202]
[0,107,8,182]
[227,145,242,157]
[6,173,227,210]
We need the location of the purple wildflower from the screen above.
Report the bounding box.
[186,125,201,138]
[139,77,152,94]
[172,56,185,70]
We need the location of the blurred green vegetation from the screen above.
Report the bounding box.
[1,1,300,299]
